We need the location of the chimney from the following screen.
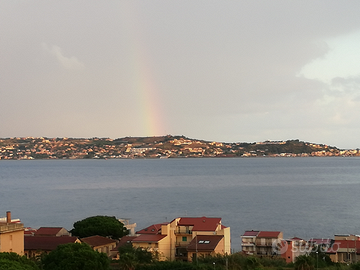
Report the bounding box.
[6,211,11,223]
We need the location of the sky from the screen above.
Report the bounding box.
[1,1,360,149]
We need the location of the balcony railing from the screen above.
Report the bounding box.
[175,230,192,235]
[242,242,255,246]
[255,242,273,247]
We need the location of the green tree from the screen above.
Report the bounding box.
[294,255,315,270]
[118,244,158,270]
[351,262,360,270]
[41,243,110,270]
[0,252,39,270]
[71,215,128,239]
[309,246,333,268]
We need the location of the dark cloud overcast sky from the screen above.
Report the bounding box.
[1,1,360,148]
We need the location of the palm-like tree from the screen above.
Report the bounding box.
[294,255,315,270]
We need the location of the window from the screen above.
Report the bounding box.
[182,236,187,242]
[198,240,204,244]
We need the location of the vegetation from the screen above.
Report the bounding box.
[71,215,129,239]
[294,255,315,270]
[41,243,110,270]
[0,252,39,270]
[117,244,159,270]
[1,249,355,270]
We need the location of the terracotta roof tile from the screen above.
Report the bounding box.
[34,227,68,236]
[257,231,281,238]
[178,217,221,231]
[289,237,304,241]
[242,230,259,236]
[187,235,223,251]
[309,238,332,245]
[132,234,166,243]
[24,236,78,251]
[80,235,117,247]
[136,223,168,234]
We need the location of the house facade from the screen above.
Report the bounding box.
[187,235,225,261]
[255,231,283,256]
[24,236,80,258]
[80,235,117,257]
[0,211,24,255]
[280,237,309,263]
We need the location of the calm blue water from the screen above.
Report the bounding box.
[1,157,360,251]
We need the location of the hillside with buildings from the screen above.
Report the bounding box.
[0,135,359,160]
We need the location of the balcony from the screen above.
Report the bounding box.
[242,242,255,246]
[175,229,192,235]
[255,242,273,247]
[175,247,188,260]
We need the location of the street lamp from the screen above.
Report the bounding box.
[316,251,318,270]
[213,262,215,270]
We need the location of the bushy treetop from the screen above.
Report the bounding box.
[71,215,129,239]
[0,252,39,270]
[42,243,110,270]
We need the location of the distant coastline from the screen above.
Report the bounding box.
[0,135,359,160]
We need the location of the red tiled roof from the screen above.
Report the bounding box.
[242,230,259,236]
[81,235,117,247]
[325,241,360,254]
[187,235,223,251]
[332,240,360,250]
[257,231,281,238]
[289,237,304,241]
[132,234,166,243]
[177,217,221,231]
[136,223,168,234]
[309,238,332,245]
[34,227,67,236]
[24,236,78,251]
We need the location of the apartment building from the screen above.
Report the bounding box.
[241,230,283,256]
[241,230,259,255]
[327,234,360,263]
[126,217,231,262]
[255,231,283,256]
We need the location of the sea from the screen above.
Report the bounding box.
[1,157,360,251]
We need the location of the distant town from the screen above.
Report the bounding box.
[0,135,359,160]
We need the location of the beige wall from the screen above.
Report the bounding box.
[0,224,24,255]
[95,243,117,256]
[220,227,231,254]
[133,218,231,262]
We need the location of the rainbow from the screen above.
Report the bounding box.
[123,2,165,137]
